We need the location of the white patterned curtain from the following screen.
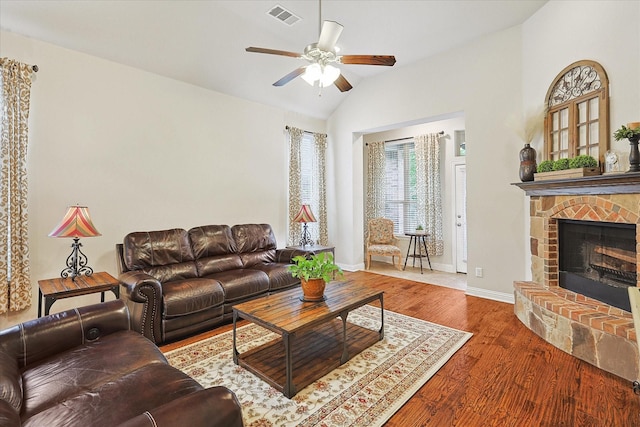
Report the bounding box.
[287,127,328,246]
[415,133,444,256]
[0,58,34,314]
[314,132,328,245]
[364,141,386,241]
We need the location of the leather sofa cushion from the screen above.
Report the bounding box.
[143,262,200,284]
[240,249,277,267]
[0,350,21,412]
[123,229,196,271]
[195,254,243,277]
[232,224,278,267]
[251,263,299,291]
[203,269,269,302]
[163,307,224,342]
[23,362,202,427]
[21,331,167,421]
[189,225,237,258]
[162,278,224,317]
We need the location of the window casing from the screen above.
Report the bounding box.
[544,60,609,164]
[384,140,418,234]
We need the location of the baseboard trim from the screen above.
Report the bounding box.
[339,263,364,272]
[465,287,514,304]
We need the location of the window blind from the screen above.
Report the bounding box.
[384,140,418,234]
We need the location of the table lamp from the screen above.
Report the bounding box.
[48,205,101,280]
[293,204,317,247]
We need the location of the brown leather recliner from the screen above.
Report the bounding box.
[0,300,244,427]
[117,223,299,344]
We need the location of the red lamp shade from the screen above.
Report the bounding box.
[293,205,317,224]
[49,206,101,238]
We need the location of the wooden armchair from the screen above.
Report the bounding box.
[366,218,403,270]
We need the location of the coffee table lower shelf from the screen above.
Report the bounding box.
[237,319,380,397]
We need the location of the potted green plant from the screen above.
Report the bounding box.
[537,160,554,173]
[568,155,598,169]
[614,123,640,172]
[613,124,640,141]
[289,252,343,302]
[415,225,424,234]
[552,158,571,171]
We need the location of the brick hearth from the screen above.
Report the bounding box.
[514,191,639,382]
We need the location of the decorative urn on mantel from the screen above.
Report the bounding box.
[288,252,343,302]
[613,122,640,173]
[512,106,544,182]
[519,143,537,182]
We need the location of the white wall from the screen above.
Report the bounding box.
[2,1,638,326]
[521,0,640,276]
[523,0,640,160]
[361,116,466,272]
[328,26,526,302]
[0,31,325,327]
[327,0,640,303]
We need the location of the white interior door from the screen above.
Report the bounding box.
[455,164,467,273]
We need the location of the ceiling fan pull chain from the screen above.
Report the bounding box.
[318,0,322,37]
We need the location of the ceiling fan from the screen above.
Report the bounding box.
[246,1,396,92]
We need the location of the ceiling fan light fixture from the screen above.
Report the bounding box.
[302,63,322,85]
[320,64,340,86]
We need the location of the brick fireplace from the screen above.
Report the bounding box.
[513,175,640,382]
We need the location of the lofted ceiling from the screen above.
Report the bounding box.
[0,0,546,119]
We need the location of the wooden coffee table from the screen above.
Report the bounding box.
[232,281,384,398]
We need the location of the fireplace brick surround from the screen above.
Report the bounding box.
[513,179,640,382]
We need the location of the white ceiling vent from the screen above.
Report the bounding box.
[267,4,301,26]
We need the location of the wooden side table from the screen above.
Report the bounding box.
[37,271,120,317]
[279,245,335,263]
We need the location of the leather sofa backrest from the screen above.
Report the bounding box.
[189,225,243,276]
[123,229,198,283]
[232,224,277,267]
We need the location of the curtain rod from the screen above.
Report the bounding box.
[365,131,445,146]
[32,65,38,72]
[284,126,327,138]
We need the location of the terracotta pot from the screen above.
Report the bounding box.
[300,278,326,302]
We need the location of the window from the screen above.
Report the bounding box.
[287,127,328,246]
[299,132,320,239]
[544,60,609,164]
[384,140,418,234]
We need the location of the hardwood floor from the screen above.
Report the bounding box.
[161,271,640,426]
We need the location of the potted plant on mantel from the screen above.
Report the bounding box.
[534,155,599,181]
[289,252,343,302]
[613,122,640,173]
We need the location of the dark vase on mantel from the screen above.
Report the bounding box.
[519,143,537,182]
[627,135,640,173]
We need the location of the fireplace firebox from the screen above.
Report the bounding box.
[558,219,636,312]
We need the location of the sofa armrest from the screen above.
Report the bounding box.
[117,387,243,427]
[0,299,129,369]
[119,271,163,344]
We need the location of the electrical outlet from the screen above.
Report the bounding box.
[475,267,483,278]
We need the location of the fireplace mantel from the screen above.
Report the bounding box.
[512,172,640,196]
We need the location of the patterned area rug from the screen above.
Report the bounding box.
[165,305,472,427]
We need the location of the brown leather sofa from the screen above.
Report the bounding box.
[0,300,243,427]
[117,223,299,344]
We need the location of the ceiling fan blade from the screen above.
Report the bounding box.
[317,20,343,51]
[340,55,396,66]
[334,74,353,92]
[273,67,307,87]
[246,47,302,58]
